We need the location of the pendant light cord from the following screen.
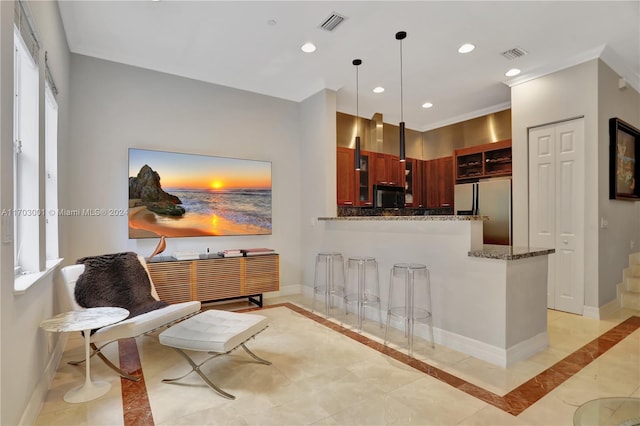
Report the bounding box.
[400,38,403,122]
[353,58,363,170]
[356,63,359,137]
[396,31,407,162]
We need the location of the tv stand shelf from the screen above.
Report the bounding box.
[146,254,279,307]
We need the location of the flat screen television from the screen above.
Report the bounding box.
[128,148,272,238]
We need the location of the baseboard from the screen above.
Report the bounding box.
[582,298,621,319]
[19,333,68,426]
[582,305,600,319]
[388,318,544,368]
[300,287,547,368]
[432,326,510,367]
[505,332,549,367]
[271,284,302,297]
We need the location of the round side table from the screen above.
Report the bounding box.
[40,307,129,403]
[573,397,640,426]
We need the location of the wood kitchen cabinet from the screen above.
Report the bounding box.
[404,158,424,207]
[425,156,454,209]
[356,150,374,206]
[373,153,402,186]
[337,147,355,206]
[455,139,512,182]
[336,147,376,206]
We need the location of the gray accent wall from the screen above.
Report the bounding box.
[66,54,304,290]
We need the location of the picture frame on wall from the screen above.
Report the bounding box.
[609,117,640,200]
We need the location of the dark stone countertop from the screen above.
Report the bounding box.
[468,245,555,260]
[319,215,487,221]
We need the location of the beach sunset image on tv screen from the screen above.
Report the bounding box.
[128,148,272,238]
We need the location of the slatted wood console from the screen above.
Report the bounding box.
[146,254,279,307]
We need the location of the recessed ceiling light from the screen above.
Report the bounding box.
[505,68,521,77]
[267,19,277,26]
[458,43,475,54]
[373,86,385,93]
[301,42,317,53]
[422,102,433,108]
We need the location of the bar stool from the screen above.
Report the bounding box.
[344,257,382,332]
[312,252,345,318]
[384,263,434,356]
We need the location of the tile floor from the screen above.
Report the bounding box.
[35,294,640,426]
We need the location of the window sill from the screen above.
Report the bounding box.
[14,258,64,295]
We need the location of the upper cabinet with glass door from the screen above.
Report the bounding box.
[455,139,512,182]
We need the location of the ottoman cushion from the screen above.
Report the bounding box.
[159,310,269,353]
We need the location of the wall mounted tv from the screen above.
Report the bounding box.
[128,148,272,239]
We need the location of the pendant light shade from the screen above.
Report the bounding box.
[396,31,407,162]
[353,59,362,170]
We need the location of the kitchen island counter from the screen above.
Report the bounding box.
[469,244,554,260]
[307,215,551,367]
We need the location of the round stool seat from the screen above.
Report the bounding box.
[393,263,427,270]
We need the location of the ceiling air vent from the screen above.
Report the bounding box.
[319,12,347,31]
[501,47,528,60]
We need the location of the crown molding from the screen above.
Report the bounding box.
[504,44,639,94]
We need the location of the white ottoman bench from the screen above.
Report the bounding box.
[159,309,271,399]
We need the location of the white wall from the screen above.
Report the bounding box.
[0,1,71,425]
[66,54,304,291]
[299,89,338,289]
[512,58,640,310]
[597,61,640,304]
[512,60,599,307]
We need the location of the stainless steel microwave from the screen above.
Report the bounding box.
[373,184,405,208]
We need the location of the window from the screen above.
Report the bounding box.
[13,24,40,275]
[11,0,61,291]
[45,81,58,260]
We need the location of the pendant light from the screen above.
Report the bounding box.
[396,31,407,162]
[353,59,362,170]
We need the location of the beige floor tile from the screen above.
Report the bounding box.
[387,376,488,425]
[329,392,424,425]
[34,299,640,426]
[456,405,527,426]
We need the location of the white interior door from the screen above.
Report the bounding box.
[529,119,585,314]
[529,126,557,307]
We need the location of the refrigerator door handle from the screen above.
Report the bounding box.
[473,183,479,215]
[471,184,475,215]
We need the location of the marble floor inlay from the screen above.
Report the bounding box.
[280,303,640,416]
[37,299,640,426]
[119,338,155,425]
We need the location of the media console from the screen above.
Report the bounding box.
[146,254,279,307]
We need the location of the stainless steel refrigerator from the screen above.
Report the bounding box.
[454,178,512,245]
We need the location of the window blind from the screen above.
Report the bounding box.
[14,0,40,64]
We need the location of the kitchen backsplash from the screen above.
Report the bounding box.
[338,206,454,217]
